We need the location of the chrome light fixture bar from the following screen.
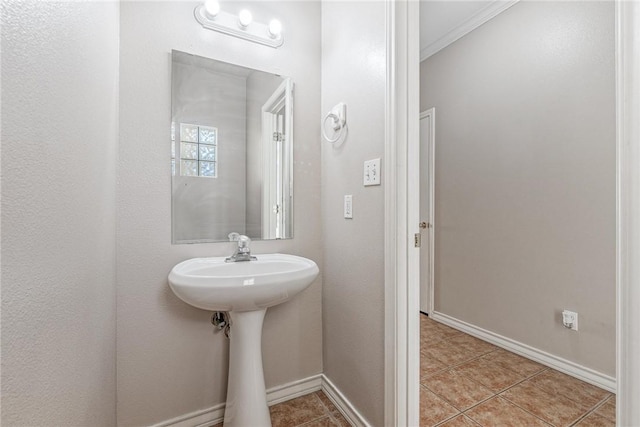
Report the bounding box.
[194,2,284,49]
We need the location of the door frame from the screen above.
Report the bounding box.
[384,0,640,425]
[383,0,420,425]
[418,109,435,316]
[261,78,293,239]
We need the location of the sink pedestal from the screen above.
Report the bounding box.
[223,308,271,427]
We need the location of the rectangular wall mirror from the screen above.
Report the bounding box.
[171,50,293,243]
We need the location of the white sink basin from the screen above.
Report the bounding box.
[168,253,319,312]
[168,252,319,426]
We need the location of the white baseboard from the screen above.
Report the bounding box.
[320,375,371,427]
[151,373,373,427]
[431,311,616,393]
[266,374,323,406]
[151,374,322,427]
[150,402,225,427]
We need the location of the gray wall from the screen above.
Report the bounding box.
[172,61,247,241]
[118,2,322,425]
[1,1,119,425]
[321,2,386,425]
[420,1,616,375]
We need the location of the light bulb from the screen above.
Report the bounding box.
[204,0,220,18]
[238,9,252,28]
[268,19,282,38]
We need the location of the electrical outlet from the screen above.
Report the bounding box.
[562,310,578,331]
[344,195,353,219]
[364,158,381,186]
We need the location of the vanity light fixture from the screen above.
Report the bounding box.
[238,9,252,28]
[268,19,282,38]
[194,1,284,48]
[204,0,220,19]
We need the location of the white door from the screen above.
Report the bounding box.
[420,109,435,314]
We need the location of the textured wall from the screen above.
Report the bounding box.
[321,2,387,425]
[420,1,616,375]
[1,1,119,425]
[117,2,322,425]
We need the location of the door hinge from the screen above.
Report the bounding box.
[414,233,421,248]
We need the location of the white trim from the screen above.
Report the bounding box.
[431,311,616,393]
[616,0,640,424]
[321,375,372,427]
[384,0,421,425]
[261,78,293,240]
[151,402,225,427]
[151,374,322,427]
[419,0,519,61]
[418,109,435,316]
[268,374,322,406]
[384,0,401,424]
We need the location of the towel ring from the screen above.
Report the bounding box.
[322,111,345,143]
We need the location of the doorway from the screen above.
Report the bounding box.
[397,1,640,426]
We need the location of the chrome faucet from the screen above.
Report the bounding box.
[225,234,257,263]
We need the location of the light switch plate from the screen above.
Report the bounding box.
[364,158,381,186]
[344,195,353,219]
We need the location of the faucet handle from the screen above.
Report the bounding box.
[228,232,240,242]
[237,235,251,251]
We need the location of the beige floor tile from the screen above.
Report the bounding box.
[270,393,329,427]
[422,331,447,347]
[329,413,351,427]
[299,416,335,427]
[453,358,526,393]
[594,396,616,422]
[422,323,449,344]
[501,381,590,426]
[425,370,494,411]
[300,415,350,427]
[421,350,448,380]
[313,391,351,427]
[573,412,616,427]
[421,315,440,328]
[527,370,612,408]
[420,385,460,426]
[448,333,498,356]
[315,391,339,414]
[421,314,613,427]
[435,322,465,339]
[437,414,481,427]
[423,339,477,367]
[465,396,551,427]
[489,349,547,378]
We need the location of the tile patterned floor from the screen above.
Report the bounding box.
[420,314,616,427]
[212,315,615,427]
[212,391,350,427]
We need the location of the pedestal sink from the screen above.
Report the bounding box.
[168,253,319,427]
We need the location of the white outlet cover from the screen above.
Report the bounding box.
[364,158,381,186]
[344,195,353,219]
[562,310,578,331]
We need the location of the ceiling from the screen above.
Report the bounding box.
[419,0,519,61]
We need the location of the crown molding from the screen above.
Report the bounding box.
[420,0,519,62]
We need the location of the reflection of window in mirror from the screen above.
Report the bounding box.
[171,122,218,178]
